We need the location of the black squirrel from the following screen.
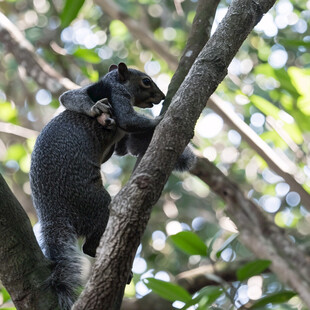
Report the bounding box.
[30,63,196,310]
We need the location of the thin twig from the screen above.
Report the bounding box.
[0,122,39,139]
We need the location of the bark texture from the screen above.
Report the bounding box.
[73,1,277,309]
[0,175,59,310]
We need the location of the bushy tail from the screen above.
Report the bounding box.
[34,223,91,310]
[174,145,197,172]
[50,247,91,310]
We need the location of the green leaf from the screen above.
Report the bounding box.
[236,259,271,281]
[5,144,27,161]
[216,234,239,258]
[170,231,207,256]
[186,286,223,308]
[278,38,310,49]
[250,95,280,119]
[80,66,100,82]
[73,48,101,64]
[109,20,128,37]
[251,95,303,144]
[144,278,192,303]
[0,101,17,122]
[1,287,11,303]
[274,68,300,98]
[250,291,296,309]
[60,0,86,28]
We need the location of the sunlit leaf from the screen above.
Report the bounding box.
[236,259,271,281]
[170,231,207,256]
[124,279,136,298]
[109,20,128,37]
[278,38,310,49]
[144,278,192,303]
[20,155,31,173]
[80,66,100,82]
[60,0,86,28]
[251,95,303,144]
[275,211,299,228]
[5,144,27,161]
[273,68,300,98]
[249,291,296,309]
[288,67,310,98]
[186,286,223,308]
[250,95,279,119]
[0,101,17,122]
[73,48,101,64]
[1,287,11,303]
[260,131,287,149]
[282,123,303,145]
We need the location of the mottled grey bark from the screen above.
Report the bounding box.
[73,1,277,309]
[0,174,59,310]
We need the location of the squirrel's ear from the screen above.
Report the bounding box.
[118,62,130,82]
[109,64,118,72]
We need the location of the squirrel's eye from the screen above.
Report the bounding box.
[142,78,151,87]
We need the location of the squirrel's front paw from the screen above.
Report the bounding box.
[90,99,115,129]
[90,98,113,116]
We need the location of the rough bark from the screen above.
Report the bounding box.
[72,1,277,309]
[2,0,310,309]
[1,1,307,209]
[0,174,59,310]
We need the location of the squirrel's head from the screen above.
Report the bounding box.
[109,63,165,108]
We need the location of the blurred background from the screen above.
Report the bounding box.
[1,0,310,309]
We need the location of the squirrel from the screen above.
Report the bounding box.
[30,63,196,310]
[60,63,195,171]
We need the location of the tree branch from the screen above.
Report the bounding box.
[3,3,307,212]
[209,94,310,209]
[0,12,78,98]
[93,0,179,70]
[0,122,39,139]
[191,156,310,308]
[2,2,309,308]
[0,174,59,310]
[73,1,277,309]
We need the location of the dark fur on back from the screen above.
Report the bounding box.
[30,111,116,309]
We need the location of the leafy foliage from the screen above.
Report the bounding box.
[1,0,310,309]
[236,260,271,281]
[169,231,208,256]
[144,278,192,303]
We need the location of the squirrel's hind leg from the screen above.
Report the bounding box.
[80,190,111,257]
